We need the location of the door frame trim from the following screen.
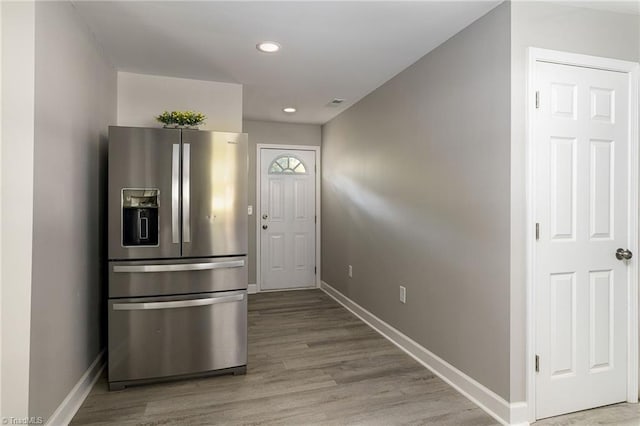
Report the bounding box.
[526,47,639,422]
[256,144,321,292]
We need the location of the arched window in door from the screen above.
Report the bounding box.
[268,155,307,174]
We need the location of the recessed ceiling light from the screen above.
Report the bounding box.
[283,107,296,113]
[257,41,281,53]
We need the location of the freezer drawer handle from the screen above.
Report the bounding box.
[112,293,245,311]
[112,259,245,273]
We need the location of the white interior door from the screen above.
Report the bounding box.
[534,61,631,419]
[260,148,316,290]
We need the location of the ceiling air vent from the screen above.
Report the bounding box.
[328,98,345,107]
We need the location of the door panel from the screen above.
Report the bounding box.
[550,136,576,240]
[294,179,308,219]
[294,233,308,269]
[260,149,316,290]
[589,270,613,371]
[535,62,630,419]
[590,140,614,239]
[108,126,181,260]
[590,88,614,122]
[269,179,285,221]
[549,272,576,377]
[181,130,248,257]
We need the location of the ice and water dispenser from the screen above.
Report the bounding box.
[121,189,159,247]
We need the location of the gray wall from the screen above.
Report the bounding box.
[1,1,36,417]
[29,1,116,420]
[243,119,321,284]
[321,2,511,399]
[117,71,243,132]
[509,1,640,402]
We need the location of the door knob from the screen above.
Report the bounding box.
[616,248,633,260]
[262,214,268,220]
[262,225,268,230]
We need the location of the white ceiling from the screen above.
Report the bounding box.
[72,1,502,124]
[555,1,640,16]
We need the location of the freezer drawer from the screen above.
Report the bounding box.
[108,290,247,386]
[109,256,247,298]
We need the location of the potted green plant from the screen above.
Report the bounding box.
[156,111,207,129]
[156,111,176,128]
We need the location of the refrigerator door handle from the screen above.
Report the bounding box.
[112,259,246,273]
[182,143,191,243]
[171,144,180,244]
[112,292,245,311]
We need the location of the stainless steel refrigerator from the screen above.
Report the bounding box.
[107,126,248,391]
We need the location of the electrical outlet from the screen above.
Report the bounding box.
[247,205,253,215]
[348,265,353,278]
[399,286,406,304]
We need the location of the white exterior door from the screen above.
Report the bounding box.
[534,61,631,419]
[259,148,316,290]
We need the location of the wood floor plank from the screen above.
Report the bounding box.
[71,289,638,425]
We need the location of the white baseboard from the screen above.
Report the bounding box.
[46,350,105,425]
[250,284,318,294]
[509,402,530,425]
[320,281,529,426]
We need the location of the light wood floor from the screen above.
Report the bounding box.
[534,402,640,425]
[72,289,640,425]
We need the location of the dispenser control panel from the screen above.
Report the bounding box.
[121,189,159,247]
